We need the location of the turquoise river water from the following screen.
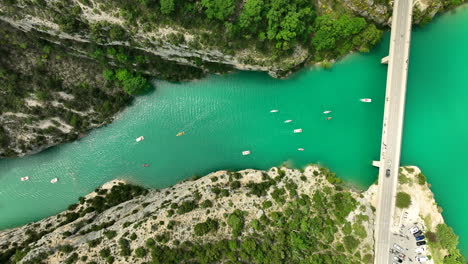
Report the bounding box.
[1,5,468,255]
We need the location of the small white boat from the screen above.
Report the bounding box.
[20,176,29,181]
[284,120,292,123]
[360,98,372,103]
[298,148,304,151]
[242,150,251,156]
[50,178,58,184]
[270,109,279,113]
[136,136,144,142]
[293,129,303,133]
[323,110,332,114]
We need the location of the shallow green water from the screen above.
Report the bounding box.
[1,5,468,255]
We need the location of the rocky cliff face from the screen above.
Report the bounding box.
[0,0,445,78]
[0,165,462,264]
[0,0,308,78]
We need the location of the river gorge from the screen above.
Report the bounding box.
[1,4,467,256]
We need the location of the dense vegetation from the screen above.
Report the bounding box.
[147,178,368,264]
[427,224,466,264]
[89,0,384,60]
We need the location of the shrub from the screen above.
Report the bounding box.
[135,247,147,258]
[103,230,117,239]
[425,231,437,243]
[246,180,275,197]
[262,200,273,209]
[99,248,110,258]
[194,218,219,236]
[396,192,411,208]
[118,238,131,256]
[230,181,241,189]
[343,236,359,252]
[145,238,155,248]
[64,252,78,264]
[398,173,410,184]
[201,200,213,208]
[227,210,244,236]
[177,200,198,214]
[87,238,102,248]
[417,173,426,185]
[59,244,74,253]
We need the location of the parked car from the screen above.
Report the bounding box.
[415,246,426,254]
[393,256,403,263]
[416,241,427,246]
[409,226,420,234]
[413,230,423,237]
[416,235,426,241]
[393,243,405,252]
[416,256,429,262]
[386,169,391,177]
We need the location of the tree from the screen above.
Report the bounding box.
[238,0,264,29]
[102,69,114,81]
[265,0,315,50]
[135,247,147,258]
[160,0,175,14]
[99,248,110,258]
[343,236,359,252]
[312,15,372,53]
[115,69,151,95]
[194,218,219,236]
[436,224,458,249]
[227,210,245,236]
[201,0,235,20]
[109,25,127,41]
[396,192,411,208]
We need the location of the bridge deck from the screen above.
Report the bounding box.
[374,0,414,263]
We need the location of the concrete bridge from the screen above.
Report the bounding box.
[373,0,414,263]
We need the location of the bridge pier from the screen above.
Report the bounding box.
[381,56,389,64]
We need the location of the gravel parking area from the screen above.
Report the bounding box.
[389,210,431,263]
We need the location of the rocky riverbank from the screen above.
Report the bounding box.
[0,165,463,264]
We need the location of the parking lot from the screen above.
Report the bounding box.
[388,210,431,263]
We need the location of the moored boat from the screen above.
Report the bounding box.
[142,164,150,167]
[270,109,279,113]
[293,129,303,133]
[284,120,292,123]
[242,150,251,156]
[136,136,144,142]
[360,98,372,103]
[298,148,304,151]
[20,176,29,181]
[323,110,332,114]
[326,117,332,120]
[50,178,58,184]
[176,132,185,136]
